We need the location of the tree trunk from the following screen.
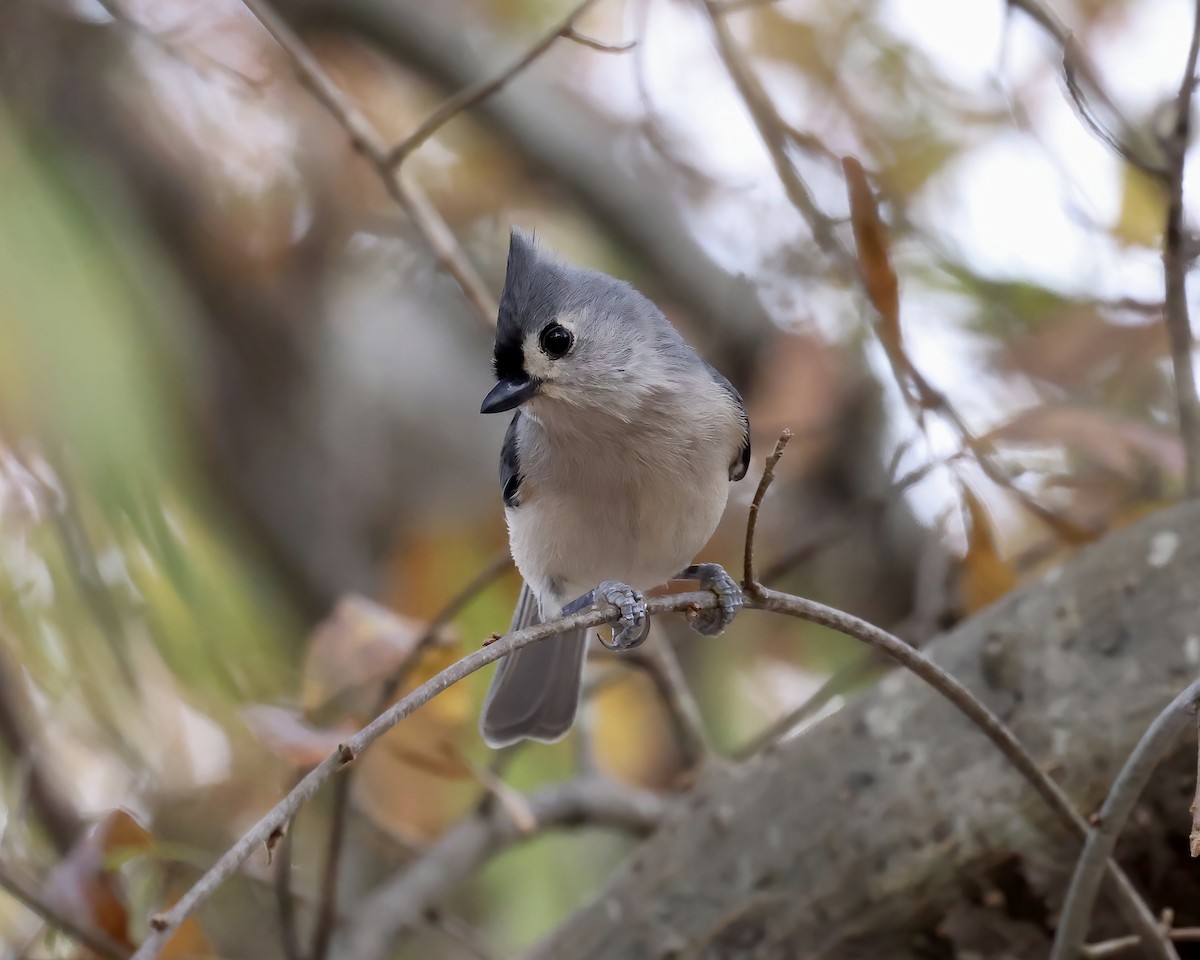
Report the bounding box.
[533,501,1200,959]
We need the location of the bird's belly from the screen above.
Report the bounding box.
[507,465,731,607]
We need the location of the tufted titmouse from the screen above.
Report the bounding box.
[478,230,751,748]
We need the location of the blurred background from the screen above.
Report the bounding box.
[0,0,1193,955]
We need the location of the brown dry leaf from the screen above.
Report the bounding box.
[352,643,474,841]
[843,156,902,358]
[301,595,439,713]
[1003,308,1166,396]
[983,405,1183,480]
[960,487,1017,614]
[43,810,154,950]
[242,705,355,769]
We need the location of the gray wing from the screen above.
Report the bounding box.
[500,412,523,507]
[705,362,751,481]
[479,583,586,747]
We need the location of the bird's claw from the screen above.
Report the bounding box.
[562,580,649,650]
[679,563,743,636]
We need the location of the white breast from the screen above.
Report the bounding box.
[506,380,742,611]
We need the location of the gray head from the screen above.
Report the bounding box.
[480,230,692,418]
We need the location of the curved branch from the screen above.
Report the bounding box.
[343,778,666,960]
[1050,677,1200,960]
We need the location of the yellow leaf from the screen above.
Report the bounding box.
[1113,163,1166,248]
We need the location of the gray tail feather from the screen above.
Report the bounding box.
[479,583,587,748]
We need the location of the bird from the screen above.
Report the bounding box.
[478,229,751,748]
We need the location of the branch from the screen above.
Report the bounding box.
[128,589,717,960]
[536,503,1200,959]
[1161,0,1200,497]
[699,2,848,264]
[1049,678,1200,960]
[743,429,792,591]
[1005,0,1164,177]
[273,0,777,381]
[305,555,509,960]
[622,639,709,768]
[1191,710,1200,857]
[130,504,1174,960]
[0,860,130,960]
[341,778,666,960]
[240,0,498,329]
[384,0,623,168]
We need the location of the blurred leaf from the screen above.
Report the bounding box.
[1003,308,1166,400]
[1113,163,1166,248]
[880,131,958,197]
[242,705,354,769]
[982,405,1183,480]
[960,487,1016,614]
[44,810,153,950]
[301,596,447,715]
[843,156,902,359]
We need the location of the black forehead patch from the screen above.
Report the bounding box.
[492,228,557,381]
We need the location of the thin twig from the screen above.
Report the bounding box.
[1049,678,1200,960]
[562,27,636,53]
[306,554,510,960]
[699,2,849,263]
[623,639,709,768]
[341,778,666,960]
[240,0,498,329]
[743,429,792,592]
[1084,928,1200,959]
[1161,0,1200,498]
[273,811,302,960]
[1190,709,1200,857]
[732,649,885,760]
[0,860,131,960]
[128,586,1168,960]
[384,0,610,168]
[1005,0,1164,177]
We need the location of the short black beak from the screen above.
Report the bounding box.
[481,377,539,414]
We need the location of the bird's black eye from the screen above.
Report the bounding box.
[538,323,573,359]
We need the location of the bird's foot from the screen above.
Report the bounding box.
[562,580,650,650]
[676,563,743,636]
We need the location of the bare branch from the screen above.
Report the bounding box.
[272,812,303,960]
[562,27,636,53]
[1161,0,1200,497]
[743,429,792,591]
[130,577,1167,960]
[128,590,713,960]
[384,0,609,169]
[1049,678,1200,960]
[699,2,848,263]
[0,860,130,960]
[623,639,709,768]
[341,778,666,960]
[1191,710,1200,857]
[306,554,509,960]
[1005,0,1165,177]
[240,0,498,329]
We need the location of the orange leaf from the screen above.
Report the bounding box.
[843,156,902,357]
[43,810,152,950]
[960,487,1017,614]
